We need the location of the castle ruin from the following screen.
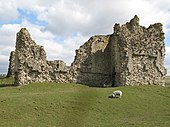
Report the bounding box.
[7,15,167,86]
[6,51,15,77]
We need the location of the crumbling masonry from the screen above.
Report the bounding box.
[6,51,15,77]
[7,15,167,86]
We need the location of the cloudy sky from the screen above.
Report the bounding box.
[0,0,170,75]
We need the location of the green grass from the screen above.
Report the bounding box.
[0,78,170,127]
[166,76,170,87]
[0,77,14,86]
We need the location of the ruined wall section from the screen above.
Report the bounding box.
[14,28,49,85]
[71,35,112,86]
[14,28,71,85]
[47,60,72,83]
[112,15,166,86]
[6,51,15,77]
[11,15,166,86]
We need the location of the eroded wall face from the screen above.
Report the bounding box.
[14,28,49,85]
[14,28,71,85]
[112,16,166,86]
[71,35,112,86]
[11,15,166,86]
[6,51,15,77]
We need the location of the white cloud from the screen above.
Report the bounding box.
[165,47,170,75]
[0,24,19,74]
[37,0,91,36]
[0,19,88,73]
[16,0,170,37]
[40,32,88,65]
[0,55,9,62]
[0,24,20,47]
[8,0,169,38]
[0,0,18,22]
[0,54,10,74]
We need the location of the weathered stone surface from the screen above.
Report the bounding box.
[111,15,166,86]
[9,15,166,86]
[47,60,72,83]
[14,28,48,85]
[70,35,112,86]
[6,51,15,77]
[14,28,72,85]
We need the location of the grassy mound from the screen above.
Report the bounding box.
[0,78,170,127]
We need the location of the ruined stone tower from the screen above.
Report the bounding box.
[8,15,166,86]
[6,51,15,77]
[111,15,166,86]
[70,15,166,86]
[13,28,72,85]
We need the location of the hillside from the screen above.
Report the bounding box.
[166,76,170,87]
[0,78,170,127]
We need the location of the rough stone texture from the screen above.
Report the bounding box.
[14,28,48,85]
[10,15,166,86]
[47,60,72,83]
[70,35,112,86]
[6,51,15,77]
[14,28,70,85]
[111,15,166,86]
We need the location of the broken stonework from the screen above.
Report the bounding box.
[14,28,71,85]
[14,28,48,85]
[111,15,166,86]
[6,51,15,77]
[9,15,166,86]
[70,35,112,86]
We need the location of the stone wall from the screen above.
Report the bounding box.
[112,15,166,86]
[6,51,15,77]
[47,60,72,83]
[14,28,71,85]
[14,28,48,85]
[9,15,166,86]
[70,35,112,86]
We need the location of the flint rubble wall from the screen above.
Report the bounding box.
[7,15,166,86]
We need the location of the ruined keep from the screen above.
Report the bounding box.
[14,28,73,85]
[111,16,166,86]
[8,15,166,86]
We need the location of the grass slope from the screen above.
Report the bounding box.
[166,76,170,87]
[0,78,170,127]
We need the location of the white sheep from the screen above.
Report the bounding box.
[111,90,122,98]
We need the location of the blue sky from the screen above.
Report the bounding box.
[166,34,170,46]
[0,0,170,75]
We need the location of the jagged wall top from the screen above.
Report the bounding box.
[111,15,166,86]
[9,15,166,86]
[14,28,72,85]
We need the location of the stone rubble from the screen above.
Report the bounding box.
[7,15,166,86]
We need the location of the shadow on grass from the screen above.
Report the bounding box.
[0,84,15,88]
[0,77,15,88]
